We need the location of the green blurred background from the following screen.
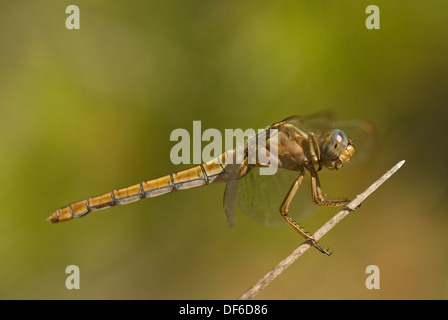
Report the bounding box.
[0,0,447,299]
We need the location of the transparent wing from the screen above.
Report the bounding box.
[282,111,335,139]
[223,163,242,226]
[223,128,259,226]
[237,167,316,227]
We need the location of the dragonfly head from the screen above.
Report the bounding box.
[320,129,355,170]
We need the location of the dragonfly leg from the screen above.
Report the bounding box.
[308,166,350,206]
[308,133,322,171]
[280,170,332,256]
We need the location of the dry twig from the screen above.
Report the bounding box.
[238,160,405,300]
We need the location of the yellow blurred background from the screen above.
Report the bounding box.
[0,1,447,299]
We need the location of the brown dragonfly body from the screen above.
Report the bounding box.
[47,114,356,255]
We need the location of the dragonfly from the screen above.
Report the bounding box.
[46,112,374,255]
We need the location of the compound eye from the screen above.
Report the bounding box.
[324,129,348,159]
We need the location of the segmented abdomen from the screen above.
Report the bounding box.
[46,153,235,223]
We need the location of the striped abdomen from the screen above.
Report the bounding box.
[46,152,243,223]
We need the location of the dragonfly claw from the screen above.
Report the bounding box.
[308,237,332,256]
[314,243,332,256]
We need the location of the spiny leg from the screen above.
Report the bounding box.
[309,166,350,206]
[280,169,332,256]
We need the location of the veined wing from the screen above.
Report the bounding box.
[223,163,242,226]
[281,111,335,140]
[237,167,315,227]
[222,124,275,226]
